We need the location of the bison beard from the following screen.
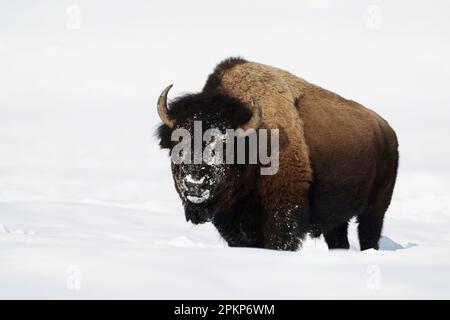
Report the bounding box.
[184,202,212,224]
[156,57,399,251]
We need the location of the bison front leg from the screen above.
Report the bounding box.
[262,203,307,251]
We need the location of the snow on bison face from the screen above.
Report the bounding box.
[170,119,249,224]
[173,161,237,224]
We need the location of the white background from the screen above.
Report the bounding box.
[1,0,450,298]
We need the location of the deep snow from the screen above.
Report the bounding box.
[1,106,450,299]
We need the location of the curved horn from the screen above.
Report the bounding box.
[238,96,262,135]
[157,84,174,128]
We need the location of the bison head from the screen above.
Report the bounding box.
[156,85,261,224]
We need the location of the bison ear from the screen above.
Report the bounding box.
[237,96,262,136]
[156,123,172,150]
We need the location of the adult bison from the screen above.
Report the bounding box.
[156,57,398,251]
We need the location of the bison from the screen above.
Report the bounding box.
[156,57,398,251]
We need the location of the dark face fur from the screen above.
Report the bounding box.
[157,92,257,224]
[172,117,240,224]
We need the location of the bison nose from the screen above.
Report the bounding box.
[183,174,209,196]
[182,174,211,204]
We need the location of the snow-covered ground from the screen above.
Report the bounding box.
[1,106,450,299]
[1,0,450,299]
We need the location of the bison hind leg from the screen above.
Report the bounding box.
[324,220,350,249]
[357,209,385,250]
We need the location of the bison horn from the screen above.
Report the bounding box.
[157,84,174,128]
[238,96,262,135]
